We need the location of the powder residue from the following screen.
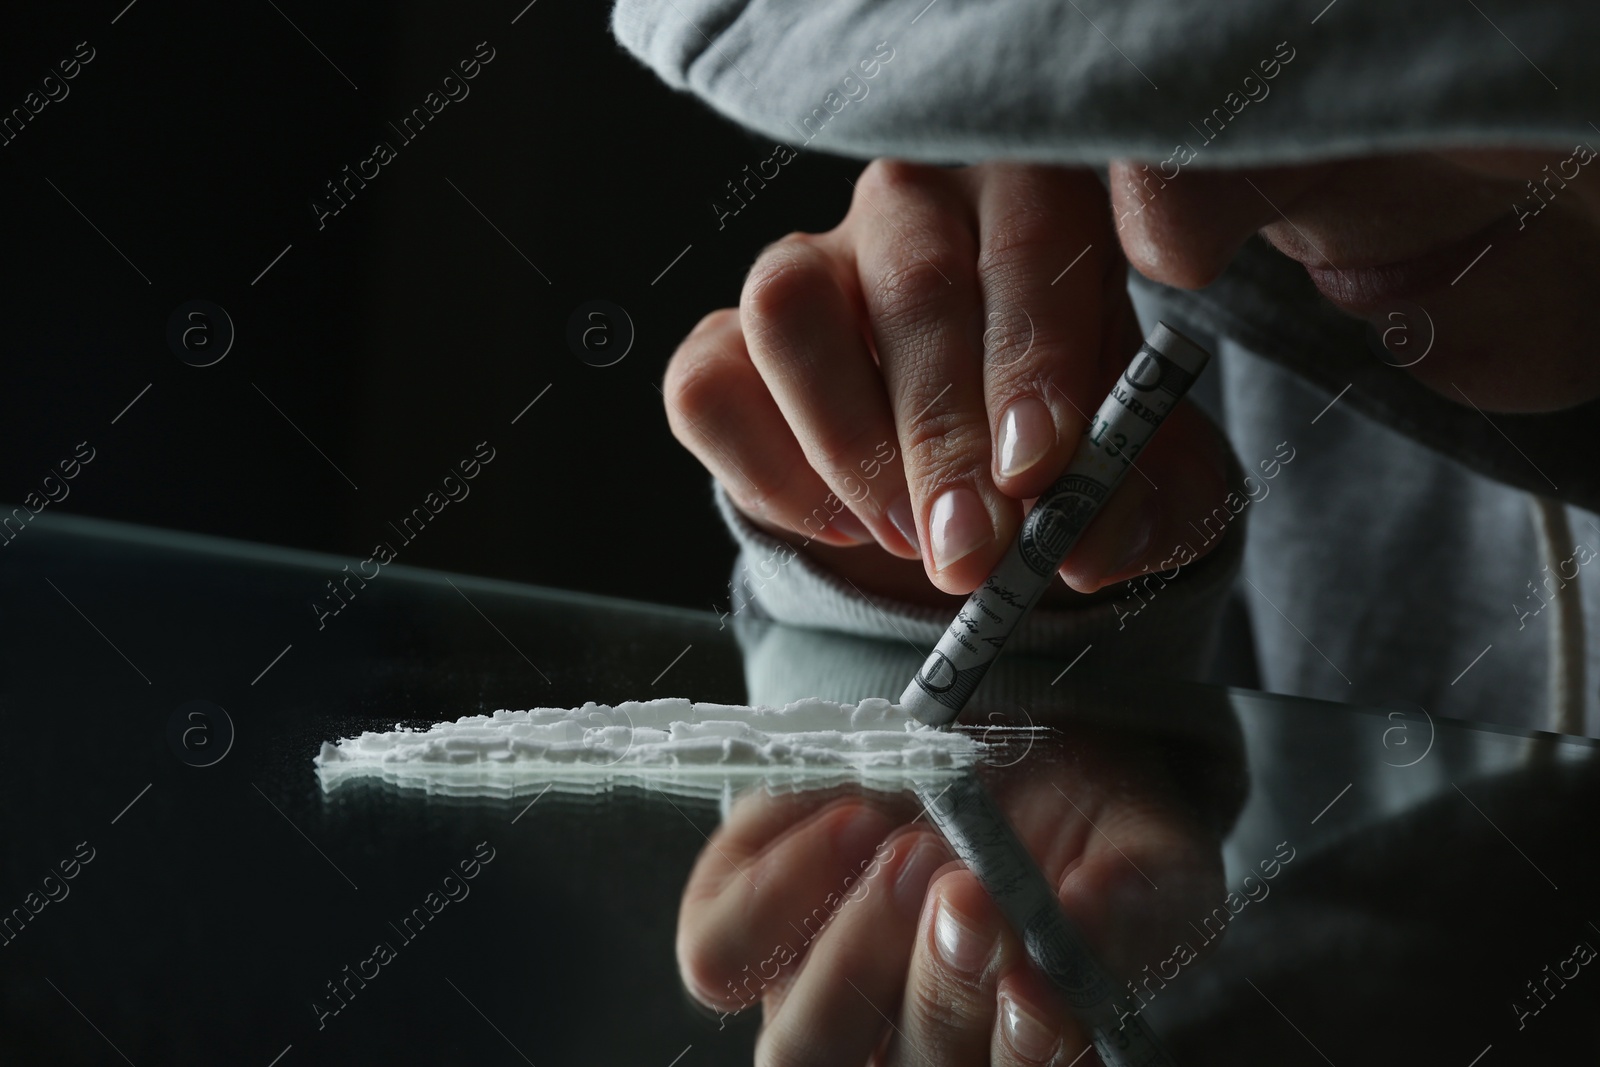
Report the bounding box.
[313,696,982,798]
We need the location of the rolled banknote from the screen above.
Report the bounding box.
[901,321,1211,725]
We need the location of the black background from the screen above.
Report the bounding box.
[0,0,871,614]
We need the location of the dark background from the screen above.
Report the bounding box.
[0,515,760,1065]
[1,0,871,614]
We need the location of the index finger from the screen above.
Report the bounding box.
[677,794,901,1008]
[962,163,1132,502]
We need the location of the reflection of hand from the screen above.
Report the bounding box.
[662,160,1231,606]
[676,729,1226,1065]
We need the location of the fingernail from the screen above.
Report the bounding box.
[933,894,992,974]
[828,507,873,544]
[1001,993,1061,1063]
[929,487,993,572]
[893,836,946,914]
[887,492,919,552]
[997,397,1055,478]
[834,806,885,863]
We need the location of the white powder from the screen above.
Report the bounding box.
[313,696,982,799]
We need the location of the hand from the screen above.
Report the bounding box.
[674,731,1227,1065]
[663,159,1231,601]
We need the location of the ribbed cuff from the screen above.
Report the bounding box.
[711,452,1248,681]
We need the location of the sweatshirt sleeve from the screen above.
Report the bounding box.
[711,434,1249,684]
[610,0,1593,167]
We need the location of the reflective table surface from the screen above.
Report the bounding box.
[3,512,1596,1064]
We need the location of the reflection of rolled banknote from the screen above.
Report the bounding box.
[901,322,1211,726]
[917,774,1177,1067]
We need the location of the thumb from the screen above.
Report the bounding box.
[1056,400,1233,594]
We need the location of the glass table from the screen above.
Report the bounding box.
[3,511,1594,1064]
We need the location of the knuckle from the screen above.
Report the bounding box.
[974,219,1064,285]
[808,420,882,484]
[974,253,1091,378]
[869,250,962,330]
[901,405,991,485]
[981,316,1047,381]
[662,339,813,527]
[986,352,1065,401]
[906,974,982,1036]
[858,157,944,201]
[741,241,828,346]
[978,304,1092,394]
[662,345,733,433]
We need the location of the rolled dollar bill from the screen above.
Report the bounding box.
[901,321,1211,725]
[917,774,1177,1066]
